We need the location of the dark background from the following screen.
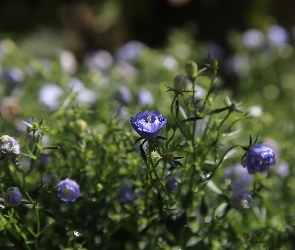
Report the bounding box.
[1,0,295,56]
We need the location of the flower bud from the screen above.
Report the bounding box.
[210,58,219,69]
[173,75,187,93]
[3,187,22,207]
[69,119,88,136]
[162,152,174,163]
[57,179,80,202]
[118,183,137,204]
[166,176,179,192]
[230,190,253,210]
[185,60,198,78]
[0,135,20,159]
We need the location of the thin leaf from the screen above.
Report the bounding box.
[40,209,57,220]
[180,116,203,125]
[208,107,229,115]
[139,145,147,165]
[42,146,60,150]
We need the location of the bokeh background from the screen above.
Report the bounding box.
[1,1,295,248]
[1,0,295,55]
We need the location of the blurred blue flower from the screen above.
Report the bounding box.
[242,29,265,49]
[138,88,154,107]
[230,190,253,211]
[118,183,137,204]
[275,161,289,179]
[2,68,25,85]
[38,83,63,110]
[118,86,132,103]
[166,175,179,192]
[85,50,113,71]
[130,110,167,140]
[3,187,22,207]
[224,164,253,191]
[57,179,80,202]
[68,78,98,105]
[36,150,51,167]
[116,40,144,63]
[0,135,20,159]
[115,61,138,84]
[242,144,276,175]
[267,25,289,46]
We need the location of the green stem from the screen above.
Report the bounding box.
[200,68,217,113]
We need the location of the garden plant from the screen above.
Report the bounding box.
[0,27,294,249]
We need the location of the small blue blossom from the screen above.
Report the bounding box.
[0,135,20,159]
[130,110,167,140]
[230,190,253,211]
[242,144,276,175]
[138,89,154,107]
[166,176,179,192]
[57,179,80,202]
[3,187,22,207]
[118,183,137,204]
[2,68,25,85]
[224,164,253,191]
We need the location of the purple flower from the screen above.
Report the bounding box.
[0,135,20,159]
[166,176,179,192]
[3,187,22,207]
[2,68,25,85]
[130,110,167,140]
[275,161,289,179]
[224,164,253,191]
[57,179,80,202]
[242,144,276,175]
[230,190,253,211]
[116,40,144,63]
[118,183,137,204]
[242,29,265,49]
[267,25,289,46]
[138,89,154,107]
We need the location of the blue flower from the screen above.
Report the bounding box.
[166,176,179,192]
[3,187,22,207]
[0,135,20,159]
[230,190,253,211]
[224,164,253,191]
[57,179,80,202]
[118,183,137,204]
[242,144,276,175]
[130,110,167,140]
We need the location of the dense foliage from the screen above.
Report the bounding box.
[0,26,295,249]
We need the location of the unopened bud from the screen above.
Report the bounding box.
[210,58,219,69]
[173,75,187,93]
[70,119,88,135]
[162,152,174,163]
[185,60,198,78]
[3,187,22,207]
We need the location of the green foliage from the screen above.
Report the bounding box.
[0,28,294,250]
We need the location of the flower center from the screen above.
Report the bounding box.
[147,115,152,123]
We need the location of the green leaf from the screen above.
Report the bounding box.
[139,144,147,165]
[180,116,203,124]
[208,107,229,115]
[40,209,57,220]
[42,146,60,150]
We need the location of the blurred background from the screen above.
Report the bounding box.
[1,0,295,57]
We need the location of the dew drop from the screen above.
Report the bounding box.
[94,235,102,244]
[204,216,211,223]
[73,230,81,237]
